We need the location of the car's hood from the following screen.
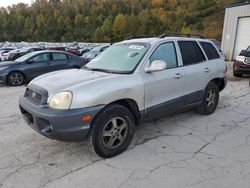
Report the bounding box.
[31,69,116,95]
[0,61,19,66]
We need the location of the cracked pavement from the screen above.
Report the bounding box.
[0,62,250,188]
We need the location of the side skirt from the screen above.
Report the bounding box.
[140,90,203,122]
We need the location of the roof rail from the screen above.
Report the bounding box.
[126,35,153,40]
[159,33,205,39]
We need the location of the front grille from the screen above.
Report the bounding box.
[25,84,49,105]
[27,89,43,104]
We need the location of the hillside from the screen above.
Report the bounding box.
[0,0,247,42]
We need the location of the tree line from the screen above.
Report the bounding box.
[0,0,245,42]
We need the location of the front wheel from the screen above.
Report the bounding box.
[197,82,219,115]
[89,104,135,158]
[7,72,25,86]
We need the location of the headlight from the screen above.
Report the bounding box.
[0,66,8,71]
[48,91,72,109]
[236,56,245,62]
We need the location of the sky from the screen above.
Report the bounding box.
[0,0,32,8]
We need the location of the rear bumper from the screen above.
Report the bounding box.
[19,96,104,142]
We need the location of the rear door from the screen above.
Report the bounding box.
[50,52,71,71]
[143,42,185,117]
[199,41,222,82]
[177,40,207,104]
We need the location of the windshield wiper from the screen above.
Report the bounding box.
[82,66,131,74]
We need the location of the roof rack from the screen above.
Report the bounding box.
[126,35,153,40]
[159,33,205,39]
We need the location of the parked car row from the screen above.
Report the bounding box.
[0,50,85,86]
[0,43,112,86]
[0,43,111,62]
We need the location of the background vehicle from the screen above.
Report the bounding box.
[0,48,15,61]
[47,47,66,51]
[0,50,84,86]
[78,47,92,56]
[82,44,110,63]
[4,49,21,61]
[19,35,226,158]
[9,47,44,61]
[233,45,250,77]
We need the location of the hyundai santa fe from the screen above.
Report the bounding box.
[19,35,227,158]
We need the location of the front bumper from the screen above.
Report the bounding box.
[0,71,8,82]
[234,60,250,74]
[19,96,104,142]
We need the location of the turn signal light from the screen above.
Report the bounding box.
[82,115,92,121]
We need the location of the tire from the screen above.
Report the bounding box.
[196,82,219,115]
[89,104,135,158]
[7,71,25,86]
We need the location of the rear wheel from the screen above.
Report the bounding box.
[89,104,135,158]
[7,72,25,86]
[197,82,219,115]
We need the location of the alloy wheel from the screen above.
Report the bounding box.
[206,89,216,108]
[9,73,24,86]
[101,117,128,149]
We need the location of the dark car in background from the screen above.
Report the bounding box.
[233,45,250,77]
[8,47,44,61]
[82,44,110,63]
[0,50,84,86]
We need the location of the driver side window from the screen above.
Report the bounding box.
[150,42,178,69]
[30,53,50,62]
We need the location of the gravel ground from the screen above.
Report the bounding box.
[0,62,250,188]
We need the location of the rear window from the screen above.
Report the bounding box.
[178,41,206,66]
[200,42,220,60]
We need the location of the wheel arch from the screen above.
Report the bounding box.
[209,77,226,92]
[7,70,27,82]
[109,99,141,125]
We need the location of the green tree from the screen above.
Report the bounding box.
[113,13,127,41]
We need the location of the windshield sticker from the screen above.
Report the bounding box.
[128,52,140,58]
[129,45,144,50]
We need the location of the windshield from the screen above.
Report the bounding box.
[15,52,36,62]
[85,43,149,73]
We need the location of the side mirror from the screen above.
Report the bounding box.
[27,60,35,64]
[145,60,167,73]
[239,50,246,56]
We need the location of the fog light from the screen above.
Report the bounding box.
[82,115,91,121]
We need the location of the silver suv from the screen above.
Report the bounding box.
[19,36,227,158]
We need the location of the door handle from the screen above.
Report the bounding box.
[174,73,182,79]
[204,67,210,72]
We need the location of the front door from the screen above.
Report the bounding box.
[143,42,185,118]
